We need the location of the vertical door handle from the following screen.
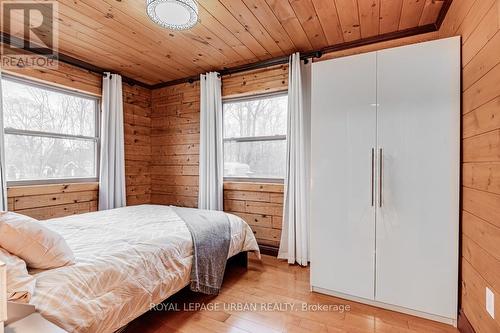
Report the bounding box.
[371,148,375,206]
[379,148,383,207]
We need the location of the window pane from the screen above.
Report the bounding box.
[5,134,96,181]
[2,78,97,137]
[224,140,286,179]
[223,94,287,138]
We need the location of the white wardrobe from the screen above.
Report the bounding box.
[310,37,460,325]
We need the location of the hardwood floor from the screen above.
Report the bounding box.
[124,255,459,333]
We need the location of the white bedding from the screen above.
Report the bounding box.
[29,205,260,333]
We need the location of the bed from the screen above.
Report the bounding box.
[27,204,260,333]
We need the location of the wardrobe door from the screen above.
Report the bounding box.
[311,52,377,300]
[375,37,460,319]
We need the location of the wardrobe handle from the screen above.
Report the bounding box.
[379,148,383,207]
[371,148,375,206]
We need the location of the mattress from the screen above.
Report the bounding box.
[28,205,260,333]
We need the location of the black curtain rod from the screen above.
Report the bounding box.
[151,51,320,89]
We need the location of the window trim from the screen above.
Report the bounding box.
[4,128,99,142]
[8,178,101,187]
[223,134,286,143]
[223,177,285,184]
[222,91,287,183]
[2,74,101,187]
[222,90,287,103]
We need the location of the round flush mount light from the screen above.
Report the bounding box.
[146,0,198,31]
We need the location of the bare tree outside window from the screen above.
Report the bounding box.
[1,76,99,183]
[223,93,287,180]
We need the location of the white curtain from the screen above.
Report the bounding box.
[278,53,311,266]
[0,71,7,211]
[198,72,223,211]
[99,73,126,210]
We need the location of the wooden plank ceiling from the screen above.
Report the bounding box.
[4,0,449,85]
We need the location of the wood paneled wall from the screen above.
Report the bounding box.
[123,84,152,206]
[224,182,283,247]
[222,64,288,99]
[4,59,153,217]
[7,183,98,220]
[439,1,500,332]
[2,55,102,97]
[151,81,200,208]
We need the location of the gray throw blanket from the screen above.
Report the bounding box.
[172,206,231,295]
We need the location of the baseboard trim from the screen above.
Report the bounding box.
[259,244,279,256]
[457,309,475,333]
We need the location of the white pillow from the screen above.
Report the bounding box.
[0,248,36,303]
[0,212,75,269]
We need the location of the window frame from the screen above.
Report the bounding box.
[2,74,101,186]
[222,91,287,183]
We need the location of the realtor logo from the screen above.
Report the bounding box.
[1,1,59,69]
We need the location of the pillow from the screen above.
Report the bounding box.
[0,212,75,269]
[0,248,36,303]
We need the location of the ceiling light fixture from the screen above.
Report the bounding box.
[146,0,198,31]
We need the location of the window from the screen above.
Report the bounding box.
[223,92,287,181]
[1,75,100,185]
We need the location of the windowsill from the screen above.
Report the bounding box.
[7,181,99,190]
[7,179,99,188]
[223,178,284,185]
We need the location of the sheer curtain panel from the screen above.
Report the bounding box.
[0,71,7,211]
[278,53,311,266]
[99,73,126,210]
[198,72,223,211]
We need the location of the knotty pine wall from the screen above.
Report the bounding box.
[151,64,288,248]
[222,64,288,99]
[151,81,200,208]
[1,47,102,96]
[224,182,283,248]
[4,59,152,219]
[7,183,98,220]
[123,84,152,206]
[442,1,500,332]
